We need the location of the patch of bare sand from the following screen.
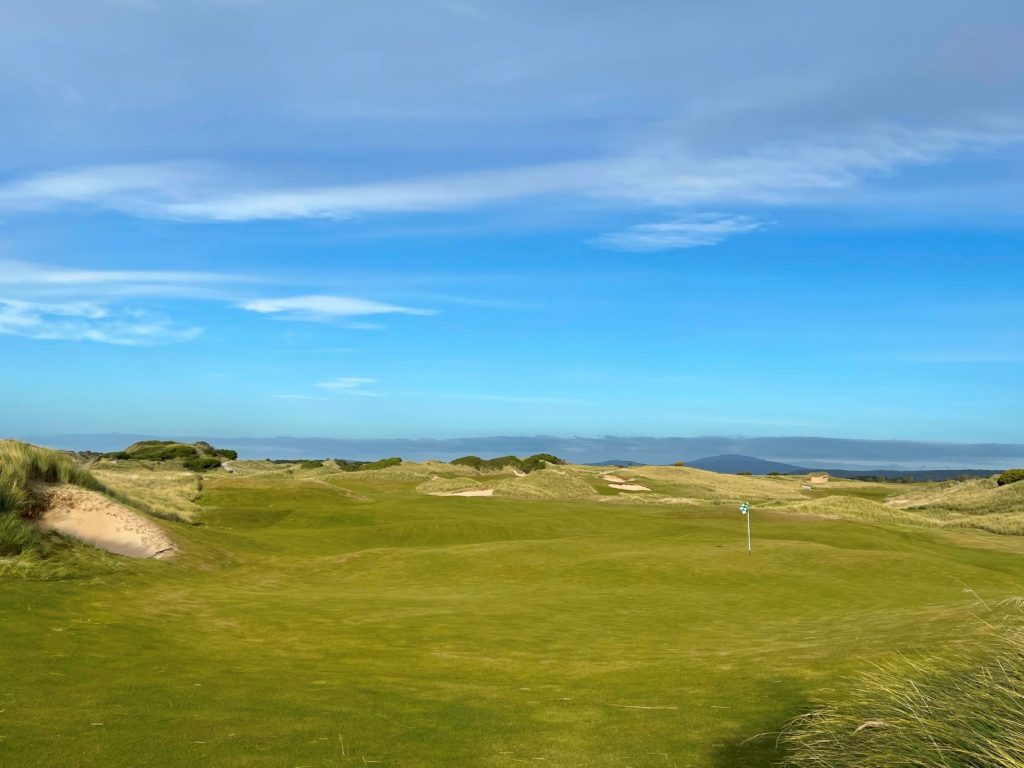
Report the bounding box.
[445,488,495,497]
[609,483,652,492]
[36,484,176,559]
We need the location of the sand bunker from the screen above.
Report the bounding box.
[608,483,652,492]
[601,474,627,483]
[36,484,176,559]
[446,488,495,497]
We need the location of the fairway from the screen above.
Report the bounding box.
[3,469,1023,767]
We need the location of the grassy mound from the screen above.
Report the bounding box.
[780,618,1024,767]
[103,440,236,471]
[0,440,104,557]
[493,468,598,500]
[620,465,811,503]
[416,476,484,495]
[769,481,1024,535]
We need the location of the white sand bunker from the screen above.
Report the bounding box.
[608,483,652,492]
[36,484,176,559]
[601,474,627,483]
[446,488,495,497]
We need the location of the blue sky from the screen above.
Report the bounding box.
[1,0,1022,448]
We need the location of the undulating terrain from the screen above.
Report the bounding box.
[2,444,1023,767]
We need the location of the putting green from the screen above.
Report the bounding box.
[2,472,1022,767]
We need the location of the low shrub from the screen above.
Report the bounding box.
[996,468,1024,486]
[450,453,564,474]
[182,456,222,472]
[299,460,324,470]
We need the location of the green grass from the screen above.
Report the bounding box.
[2,465,1023,766]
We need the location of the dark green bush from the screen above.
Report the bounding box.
[215,449,238,460]
[996,468,1024,486]
[451,453,564,474]
[299,460,324,470]
[182,456,222,472]
[359,457,402,471]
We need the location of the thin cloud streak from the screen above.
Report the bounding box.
[592,213,764,252]
[316,377,382,397]
[240,295,434,319]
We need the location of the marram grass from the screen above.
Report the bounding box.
[780,614,1024,768]
[0,440,105,558]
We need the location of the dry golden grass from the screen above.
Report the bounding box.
[416,476,484,495]
[493,468,598,500]
[92,466,202,522]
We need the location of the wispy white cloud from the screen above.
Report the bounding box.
[0,258,241,287]
[0,299,201,345]
[0,260,435,345]
[0,124,1018,225]
[592,213,764,252]
[316,377,382,397]
[240,294,434,320]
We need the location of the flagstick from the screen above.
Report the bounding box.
[746,508,751,555]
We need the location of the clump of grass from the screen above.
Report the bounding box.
[779,620,1024,767]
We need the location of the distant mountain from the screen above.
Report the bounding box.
[587,460,644,467]
[687,454,810,474]
[686,454,1000,481]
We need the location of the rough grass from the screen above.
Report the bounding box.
[783,483,1024,536]
[493,467,598,499]
[416,476,484,495]
[92,466,202,523]
[780,613,1024,767]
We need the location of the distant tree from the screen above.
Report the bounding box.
[768,472,781,476]
[737,471,753,476]
[996,468,1024,486]
[674,461,685,467]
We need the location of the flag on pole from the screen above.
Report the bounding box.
[739,502,749,515]
[739,502,751,553]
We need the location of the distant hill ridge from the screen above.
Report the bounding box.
[685,454,1000,481]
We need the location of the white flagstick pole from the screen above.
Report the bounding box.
[746,507,751,555]
[740,502,751,554]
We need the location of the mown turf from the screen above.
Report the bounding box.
[1,469,1023,767]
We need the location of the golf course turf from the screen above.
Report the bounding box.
[2,467,1023,767]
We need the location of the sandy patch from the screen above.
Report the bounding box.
[601,474,627,483]
[608,483,652,492]
[36,484,176,559]
[445,488,495,497]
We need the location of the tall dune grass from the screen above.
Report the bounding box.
[780,615,1024,767]
[0,440,104,556]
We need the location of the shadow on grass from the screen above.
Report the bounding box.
[708,680,808,768]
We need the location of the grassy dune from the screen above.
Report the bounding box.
[0,441,107,569]
[2,462,1023,766]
